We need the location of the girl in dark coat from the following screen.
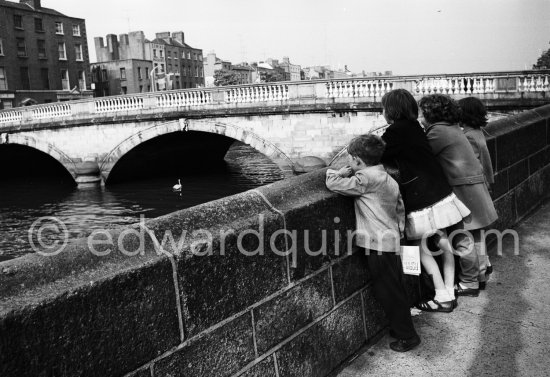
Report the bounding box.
[381,89,470,312]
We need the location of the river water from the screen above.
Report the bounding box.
[0,142,285,261]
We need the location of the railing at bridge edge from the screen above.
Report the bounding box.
[0,70,549,126]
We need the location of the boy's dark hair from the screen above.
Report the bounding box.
[458,96,488,129]
[381,89,418,122]
[418,94,461,125]
[347,134,386,165]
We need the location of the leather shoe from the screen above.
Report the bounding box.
[455,284,480,297]
[390,335,421,352]
[486,266,493,275]
[479,281,487,290]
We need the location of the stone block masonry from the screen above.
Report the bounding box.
[1,104,550,376]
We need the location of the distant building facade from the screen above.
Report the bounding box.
[279,57,301,81]
[203,52,232,87]
[93,30,204,94]
[0,0,92,108]
[231,63,254,85]
[90,59,152,96]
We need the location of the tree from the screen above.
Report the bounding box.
[214,69,240,86]
[533,43,550,69]
[265,70,286,82]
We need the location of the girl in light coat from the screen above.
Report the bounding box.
[459,97,498,288]
[418,94,498,297]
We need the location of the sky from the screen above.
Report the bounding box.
[45,0,550,75]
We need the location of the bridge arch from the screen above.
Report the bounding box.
[0,133,79,180]
[99,118,295,182]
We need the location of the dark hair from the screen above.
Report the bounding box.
[381,89,418,122]
[347,134,386,165]
[418,94,461,125]
[458,97,488,128]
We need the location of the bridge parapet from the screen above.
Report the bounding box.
[1,70,549,129]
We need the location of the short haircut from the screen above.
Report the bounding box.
[458,96,488,128]
[347,134,386,165]
[418,94,461,125]
[381,89,418,122]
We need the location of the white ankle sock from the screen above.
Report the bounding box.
[446,286,456,300]
[435,289,452,302]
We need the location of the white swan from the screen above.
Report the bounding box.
[172,179,182,192]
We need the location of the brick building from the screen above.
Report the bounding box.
[94,31,204,94]
[90,59,152,96]
[0,0,92,108]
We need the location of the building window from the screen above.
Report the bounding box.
[75,44,83,61]
[121,86,127,94]
[61,69,69,90]
[159,50,164,58]
[198,54,202,62]
[14,15,23,29]
[34,18,44,32]
[101,69,107,81]
[58,42,66,60]
[139,85,143,93]
[174,52,178,60]
[120,67,126,80]
[37,39,46,58]
[161,64,165,72]
[72,24,81,36]
[138,67,142,80]
[187,51,191,59]
[78,70,86,89]
[55,22,64,34]
[16,38,27,57]
[196,66,199,77]
[20,67,30,90]
[0,67,7,90]
[199,67,203,77]
[145,67,149,79]
[41,68,49,89]
[0,39,3,56]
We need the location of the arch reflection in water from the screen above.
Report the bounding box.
[0,141,284,261]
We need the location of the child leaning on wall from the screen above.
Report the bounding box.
[325,134,420,353]
[458,96,498,287]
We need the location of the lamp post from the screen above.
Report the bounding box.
[150,65,163,93]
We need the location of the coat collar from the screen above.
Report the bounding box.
[424,121,453,133]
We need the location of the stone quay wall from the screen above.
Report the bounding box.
[1,104,550,377]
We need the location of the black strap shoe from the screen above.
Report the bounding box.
[390,335,421,352]
[455,284,480,297]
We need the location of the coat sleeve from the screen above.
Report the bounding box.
[465,132,481,161]
[396,192,405,238]
[326,169,367,197]
[425,127,446,156]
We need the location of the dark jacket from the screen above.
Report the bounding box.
[381,119,451,213]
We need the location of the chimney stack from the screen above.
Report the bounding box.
[20,0,41,9]
[172,31,185,44]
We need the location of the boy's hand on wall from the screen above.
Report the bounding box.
[338,166,353,178]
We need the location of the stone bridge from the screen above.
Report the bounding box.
[0,70,549,187]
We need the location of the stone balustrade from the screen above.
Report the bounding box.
[1,70,549,127]
[31,103,72,120]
